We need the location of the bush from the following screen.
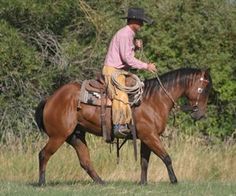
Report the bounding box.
[0,0,235,139]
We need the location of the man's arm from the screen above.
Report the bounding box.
[119,35,148,69]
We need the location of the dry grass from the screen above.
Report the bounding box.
[0,131,235,184]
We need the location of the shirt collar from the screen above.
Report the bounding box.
[126,25,135,36]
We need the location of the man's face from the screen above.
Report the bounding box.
[131,20,143,32]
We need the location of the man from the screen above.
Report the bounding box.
[103,8,157,138]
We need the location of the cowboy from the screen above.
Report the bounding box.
[103,7,157,138]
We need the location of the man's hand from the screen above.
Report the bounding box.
[147,63,157,73]
[134,39,143,50]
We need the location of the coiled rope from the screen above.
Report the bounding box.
[111,71,144,106]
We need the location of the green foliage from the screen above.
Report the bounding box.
[139,0,236,137]
[0,0,235,139]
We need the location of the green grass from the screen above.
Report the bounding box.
[0,132,236,195]
[0,180,235,196]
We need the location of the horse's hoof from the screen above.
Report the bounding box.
[171,179,178,184]
[38,180,46,187]
[95,179,106,185]
[139,181,147,186]
[100,181,106,185]
[38,183,46,187]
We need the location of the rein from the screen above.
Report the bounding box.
[139,46,180,124]
[155,73,179,110]
[155,73,180,126]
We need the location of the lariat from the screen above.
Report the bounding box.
[111,71,144,106]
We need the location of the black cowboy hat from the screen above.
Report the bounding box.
[122,8,154,25]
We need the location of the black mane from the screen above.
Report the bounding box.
[143,68,211,97]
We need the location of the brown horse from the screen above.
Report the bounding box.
[35,67,212,185]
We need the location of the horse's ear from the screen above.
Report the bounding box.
[203,68,210,77]
[205,68,211,73]
[203,68,211,83]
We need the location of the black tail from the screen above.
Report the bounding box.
[35,100,46,132]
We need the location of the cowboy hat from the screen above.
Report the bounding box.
[122,8,154,25]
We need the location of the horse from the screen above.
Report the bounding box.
[35,67,212,186]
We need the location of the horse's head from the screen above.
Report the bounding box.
[183,69,212,120]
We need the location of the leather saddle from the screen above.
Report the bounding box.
[79,73,140,107]
[85,76,106,93]
[79,75,112,106]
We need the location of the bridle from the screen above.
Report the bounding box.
[155,71,209,113]
[189,72,209,112]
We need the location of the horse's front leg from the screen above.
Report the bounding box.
[142,135,177,184]
[140,142,151,185]
[66,130,105,184]
[163,153,178,184]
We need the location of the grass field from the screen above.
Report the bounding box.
[0,180,235,196]
[0,132,235,195]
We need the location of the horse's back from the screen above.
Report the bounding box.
[43,82,81,137]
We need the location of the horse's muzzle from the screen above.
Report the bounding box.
[190,110,205,120]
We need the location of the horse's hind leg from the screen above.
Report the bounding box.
[66,130,104,184]
[39,137,65,186]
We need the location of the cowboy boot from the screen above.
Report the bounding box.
[113,124,130,138]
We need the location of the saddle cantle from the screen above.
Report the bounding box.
[85,80,105,93]
[79,77,112,107]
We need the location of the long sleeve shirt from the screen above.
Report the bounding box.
[104,25,148,69]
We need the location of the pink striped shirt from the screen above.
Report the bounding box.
[104,25,148,69]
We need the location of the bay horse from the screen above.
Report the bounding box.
[35,67,212,185]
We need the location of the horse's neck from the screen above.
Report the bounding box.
[159,82,186,110]
[170,84,186,101]
[143,76,190,111]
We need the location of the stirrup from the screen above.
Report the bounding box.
[113,124,130,139]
